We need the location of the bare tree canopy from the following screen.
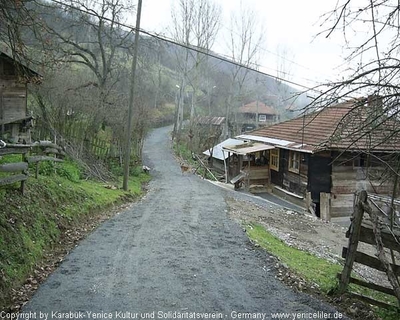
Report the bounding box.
[317,0,400,101]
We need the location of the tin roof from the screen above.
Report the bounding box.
[245,100,400,153]
[223,142,275,155]
[203,138,245,160]
[194,116,225,126]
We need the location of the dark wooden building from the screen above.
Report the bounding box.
[0,49,40,143]
[237,98,400,220]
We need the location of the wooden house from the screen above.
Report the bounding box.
[202,138,245,174]
[237,101,279,132]
[0,49,40,144]
[236,97,400,220]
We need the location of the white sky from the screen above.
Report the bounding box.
[139,0,347,90]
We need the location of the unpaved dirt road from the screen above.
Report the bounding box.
[24,127,342,319]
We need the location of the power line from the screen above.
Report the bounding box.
[47,0,323,93]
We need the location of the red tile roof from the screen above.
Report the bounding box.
[238,101,277,115]
[247,100,400,152]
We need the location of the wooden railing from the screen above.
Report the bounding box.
[338,190,400,309]
[0,141,64,193]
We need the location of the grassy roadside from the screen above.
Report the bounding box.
[0,158,150,310]
[173,139,215,180]
[245,223,399,320]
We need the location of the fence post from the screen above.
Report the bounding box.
[338,189,367,293]
[320,192,331,221]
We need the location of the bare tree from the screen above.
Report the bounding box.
[37,0,134,120]
[224,2,265,137]
[169,0,221,139]
[317,0,400,301]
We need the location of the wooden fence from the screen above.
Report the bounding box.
[0,141,64,193]
[34,123,115,161]
[338,190,400,309]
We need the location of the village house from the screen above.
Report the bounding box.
[193,116,226,140]
[0,49,40,144]
[237,101,279,133]
[202,138,245,175]
[230,97,399,221]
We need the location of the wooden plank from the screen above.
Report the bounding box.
[362,220,400,236]
[342,247,400,275]
[335,274,396,296]
[332,172,357,180]
[339,190,366,294]
[0,147,29,155]
[0,174,28,186]
[349,292,398,309]
[0,162,28,172]
[355,225,400,253]
[44,148,59,154]
[320,192,331,221]
[26,156,64,164]
[331,194,354,207]
[332,166,354,173]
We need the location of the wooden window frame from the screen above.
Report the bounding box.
[288,151,300,173]
[270,149,279,171]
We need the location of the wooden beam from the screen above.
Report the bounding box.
[342,247,400,276]
[349,292,398,310]
[347,225,400,253]
[345,275,395,296]
[0,147,29,155]
[0,174,28,186]
[0,162,28,173]
[44,148,59,154]
[338,190,366,294]
[26,156,64,164]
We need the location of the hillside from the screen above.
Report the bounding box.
[0,156,150,311]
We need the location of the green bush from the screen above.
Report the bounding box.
[130,166,143,177]
[37,160,81,182]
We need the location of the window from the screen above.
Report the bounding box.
[289,151,300,173]
[270,149,279,171]
[258,114,267,122]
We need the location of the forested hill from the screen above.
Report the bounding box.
[1,0,310,165]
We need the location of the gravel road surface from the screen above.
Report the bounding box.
[23,127,343,319]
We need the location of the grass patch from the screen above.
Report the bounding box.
[246,223,342,293]
[245,223,399,320]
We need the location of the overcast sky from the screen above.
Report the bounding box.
[138,0,348,90]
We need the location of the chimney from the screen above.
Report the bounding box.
[367,95,383,108]
[367,95,384,122]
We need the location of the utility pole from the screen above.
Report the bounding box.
[123,0,143,191]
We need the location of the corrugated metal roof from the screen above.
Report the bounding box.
[203,138,245,160]
[223,142,275,155]
[195,116,225,126]
[236,134,313,153]
[237,135,292,146]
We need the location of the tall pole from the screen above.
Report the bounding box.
[123,0,143,191]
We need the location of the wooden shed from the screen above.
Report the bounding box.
[0,49,40,143]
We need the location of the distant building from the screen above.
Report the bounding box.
[237,101,279,133]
